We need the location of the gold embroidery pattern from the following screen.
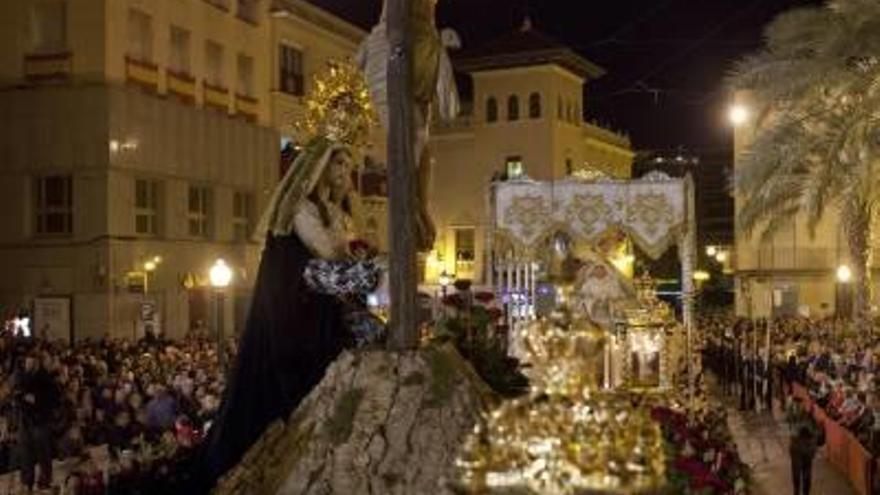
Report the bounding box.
[504,195,551,243]
[566,194,612,237]
[627,193,675,238]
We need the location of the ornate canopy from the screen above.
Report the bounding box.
[491,172,695,260]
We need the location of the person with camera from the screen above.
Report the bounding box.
[14,352,60,492]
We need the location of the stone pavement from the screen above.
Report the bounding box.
[726,402,855,495]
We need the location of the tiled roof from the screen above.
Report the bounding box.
[454,21,605,79]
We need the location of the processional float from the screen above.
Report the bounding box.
[487,170,697,391]
[456,172,698,493]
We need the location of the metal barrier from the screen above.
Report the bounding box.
[792,383,873,495]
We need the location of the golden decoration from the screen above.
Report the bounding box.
[521,315,607,397]
[294,60,376,148]
[566,194,612,238]
[626,193,675,238]
[503,195,552,243]
[458,284,668,494]
[457,392,666,495]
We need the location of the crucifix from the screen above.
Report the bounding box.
[366,0,459,349]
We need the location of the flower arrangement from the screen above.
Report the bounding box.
[435,286,528,397]
[651,405,750,494]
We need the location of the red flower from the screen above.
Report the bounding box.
[442,294,465,309]
[348,239,375,257]
[474,291,495,304]
[487,307,504,321]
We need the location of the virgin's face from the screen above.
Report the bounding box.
[326,150,353,196]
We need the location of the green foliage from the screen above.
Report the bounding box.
[729,0,880,239]
[434,301,529,398]
[324,387,365,445]
[729,0,880,323]
[424,346,458,407]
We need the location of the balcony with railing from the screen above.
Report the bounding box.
[24,51,72,80]
[125,56,159,92]
[736,246,836,272]
[235,93,259,122]
[204,82,230,112]
[167,70,196,103]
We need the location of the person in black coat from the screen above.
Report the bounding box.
[14,353,60,491]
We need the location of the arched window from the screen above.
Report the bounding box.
[507,95,520,121]
[566,101,574,123]
[528,92,541,119]
[486,96,498,123]
[557,96,564,119]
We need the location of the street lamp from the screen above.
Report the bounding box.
[715,251,729,263]
[836,264,853,323]
[728,104,749,126]
[210,259,233,372]
[439,270,451,298]
[706,246,717,257]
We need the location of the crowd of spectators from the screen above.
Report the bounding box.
[0,330,232,494]
[701,312,880,455]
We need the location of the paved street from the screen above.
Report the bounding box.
[726,402,855,495]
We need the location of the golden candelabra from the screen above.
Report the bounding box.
[457,285,668,494]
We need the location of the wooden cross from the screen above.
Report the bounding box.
[386,0,419,350]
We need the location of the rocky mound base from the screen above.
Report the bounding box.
[214,344,496,495]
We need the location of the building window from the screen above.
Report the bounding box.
[236,0,259,23]
[454,228,476,273]
[558,96,564,119]
[505,156,524,179]
[279,44,304,96]
[237,53,254,96]
[134,179,160,236]
[34,175,73,236]
[127,9,153,63]
[29,1,67,54]
[567,101,574,123]
[486,96,498,123]
[205,40,225,87]
[232,191,253,241]
[529,92,541,119]
[169,25,191,74]
[565,158,573,176]
[187,185,211,238]
[507,95,520,121]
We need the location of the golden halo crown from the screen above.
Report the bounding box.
[295,59,376,148]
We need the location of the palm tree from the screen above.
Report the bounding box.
[730,0,880,327]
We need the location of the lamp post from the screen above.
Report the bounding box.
[836,264,852,323]
[439,270,451,299]
[210,259,233,372]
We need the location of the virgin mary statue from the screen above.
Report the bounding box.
[201,136,359,487]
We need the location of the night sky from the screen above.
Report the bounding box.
[307,0,823,155]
